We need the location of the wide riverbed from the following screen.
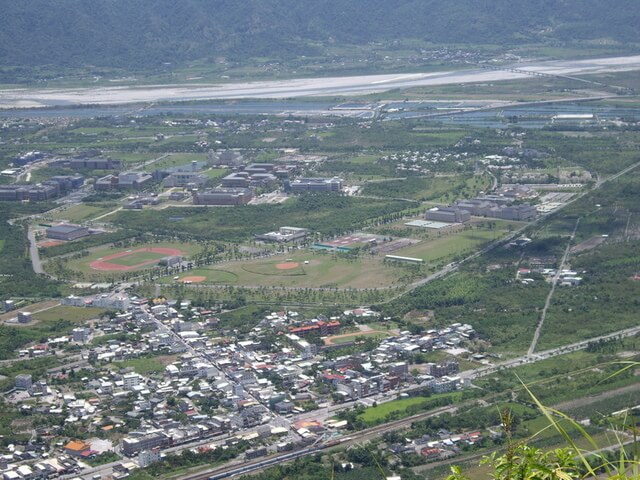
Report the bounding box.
[1,55,640,109]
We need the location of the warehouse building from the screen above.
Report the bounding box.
[46,223,91,241]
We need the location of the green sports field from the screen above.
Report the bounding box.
[161,250,410,289]
[106,251,172,267]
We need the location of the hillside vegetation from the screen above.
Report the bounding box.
[1,0,638,71]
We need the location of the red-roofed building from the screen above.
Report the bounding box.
[289,320,340,337]
[319,371,346,385]
[64,440,91,457]
[420,447,443,459]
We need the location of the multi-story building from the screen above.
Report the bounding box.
[15,374,32,390]
[95,172,153,191]
[289,320,340,337]
[121,432,171,456]
[69,158,122,170]
[426,360,459,378]
[287,177,343,193]
[425,207,471,223]
[161,172,208,188]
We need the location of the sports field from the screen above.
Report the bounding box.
[89,247,184,271]
[63,241,202,276]
[162,250,409,289]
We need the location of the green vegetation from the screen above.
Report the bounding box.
[2,1,639,83]
[165,250,411,289]
[49,203,118,223]
[361,174,490,202]
[114,356,168,375]
[127,440,249,480]
[60,241,202,279]
[0,204,62,300]
[113,195,415,242]
[358,392,462,425]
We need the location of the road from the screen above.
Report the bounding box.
[27,226,44,275]
[528,217,581,355]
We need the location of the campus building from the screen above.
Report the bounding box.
[0,175,83,202]
[255,226,310,243]
[286,177,343,193]
[69,158,122,170]
[161,172,208,188]
[95,172,153,191]
[425,207,471,223]
[192,188,253,205]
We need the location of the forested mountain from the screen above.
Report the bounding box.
[0,0,638,70]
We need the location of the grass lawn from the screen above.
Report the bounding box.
[107,251,171,267]
[202,168,229,179]
[358,391,462,425]
[393,229,500,263]
[0,239,4,253]
[50,204,116,223]
[170,269,239,284]
[149,153,206,171]
[33,306,108,323]
[113,152,158,165]
[114,355,176,375]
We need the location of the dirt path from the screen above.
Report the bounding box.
[552,382,640,413]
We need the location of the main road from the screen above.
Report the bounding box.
[2,54,640,109]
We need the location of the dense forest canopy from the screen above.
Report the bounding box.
[0,0,638,70]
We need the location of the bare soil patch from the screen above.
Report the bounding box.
[276,262,300,270]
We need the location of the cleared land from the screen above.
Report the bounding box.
[33,306,107,323]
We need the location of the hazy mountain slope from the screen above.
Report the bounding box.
[0,0,637,69]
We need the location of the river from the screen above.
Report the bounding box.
[1,54,640,110]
